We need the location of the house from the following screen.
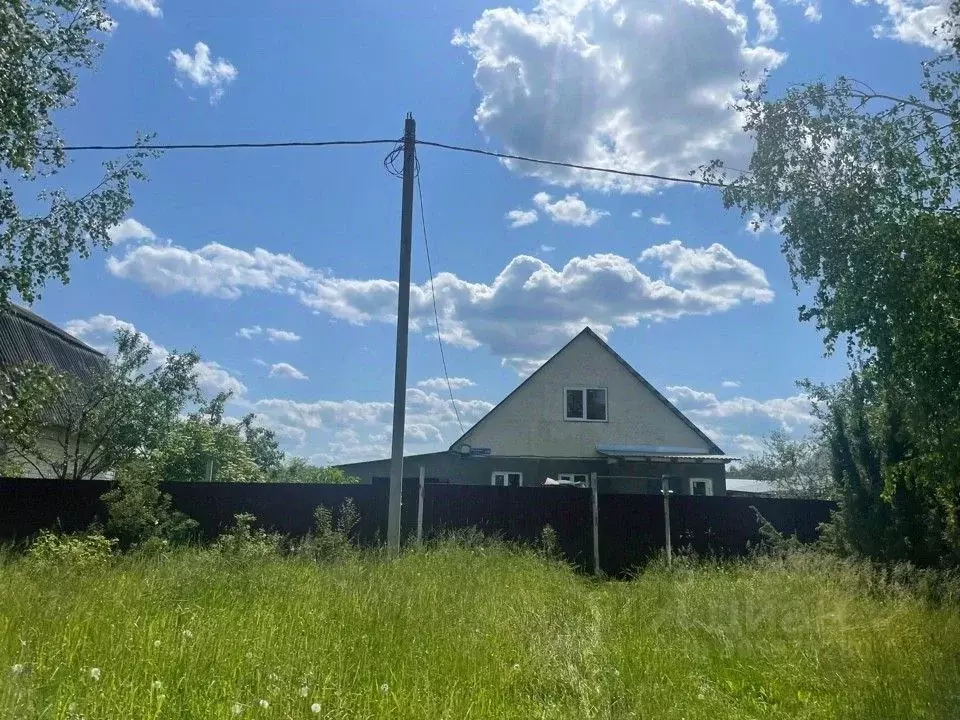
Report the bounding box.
[725,478,777,497]
[0,304,107,478]
[339,327,737,495]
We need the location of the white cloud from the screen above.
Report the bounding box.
[107,218,156,244]
[533,192,608,226]
[722,379,742,388]
[639,240,775,304]
[269,362,309,381]
[754,0,779,42]
[854,0,949,49]
[107,242,312,299]
[237,326,262,339]
[506,209,539,228]
[649,213,671,226]
[667,385,814,426]
[302,242,773,370]
[745,211,784,235]
[111,0,161,17]
[795,1,822,22]
[417,376,476,391]
[540,244,556,253]
[630,209,643,219]
[453,0,785,192]
[266,328,301,342]
[169,42,237,103]
[64,314,246,397]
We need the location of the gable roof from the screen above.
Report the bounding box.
[0,304,104,379]
[448,326,723,454]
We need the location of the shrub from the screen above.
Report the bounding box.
[101,461,197,550]
[538,524,563,562]
[25,531,115,570]
[214,513,285,557]
[298,499,361,564]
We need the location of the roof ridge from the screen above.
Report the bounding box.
[3,303,104,358]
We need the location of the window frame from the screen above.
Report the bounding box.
[491,471,523,487]
[563,386,608,422]
[558,473,589,485]
[690,478,714,496]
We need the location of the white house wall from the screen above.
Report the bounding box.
[457,333,712,458]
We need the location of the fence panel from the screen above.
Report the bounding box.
[0,478,111,541]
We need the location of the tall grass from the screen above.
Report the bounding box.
[1,544,958,719]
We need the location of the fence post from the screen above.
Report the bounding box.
[590,472,600,576]
[416,466,425,545]
[661,474,673,567]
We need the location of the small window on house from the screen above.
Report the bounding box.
[564,388,607,421]
[492,471,523,487]
[558,473,589,486]
[690,478,713,496]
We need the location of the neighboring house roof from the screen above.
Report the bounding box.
[448,326,724,455]
[726,477,776,494]
[0,304,104,378]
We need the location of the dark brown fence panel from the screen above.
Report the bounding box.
[161,482,387,543]
[0,478,112,541]
[597,493,665,576]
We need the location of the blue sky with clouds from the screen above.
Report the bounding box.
[25,0,949,463]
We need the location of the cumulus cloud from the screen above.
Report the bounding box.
[506,209,539,228]
[667,385,814,426]
[169,41,237,103]
[533,192,608,226]
[650,213,671,226]
[453,0,786,192]
[754,0,779,41]
[630,209,644,219]
[266,328,301,342]
[107,242,312,299]
[302,242,773,370]
[269,362,309,381]
[417,376,476,391]
[107,218,156,244]
[64,314,246,397]
[111,0,161,16]
[237,326,262,339]
[722,379,742,388]
[540,244,556,253]
[854,0,949,49]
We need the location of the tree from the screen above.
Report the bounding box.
[267,457,360,484]
[737,429,833,499]
[702,4,960,560]
[1,0,153,303]
[9,328,202,479]
[0,362,65,474]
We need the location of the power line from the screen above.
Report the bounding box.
[415,155,465,435]
[54,136,724,187]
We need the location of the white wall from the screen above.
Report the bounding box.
[457,333,713,458]
[9,427,114,480]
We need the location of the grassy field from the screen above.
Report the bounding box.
[2,544,959,720]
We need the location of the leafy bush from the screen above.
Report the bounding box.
[25,531,115,570]
[101,461,197,550]
[298,499,361,564]
[538,524,563,561]
[214,513,285,557]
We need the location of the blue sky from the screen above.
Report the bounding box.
[25,0,948,463]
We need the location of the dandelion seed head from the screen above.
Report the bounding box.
[10,663,26,676]
[310,702,321,714]
[89,667,101,681]
[299,685,309,697]
[379,683,389,695]
[153,639,161,648]
[231,702,244,715]
[258,698,269,709]
[182,629,194,639]
[512,663,520,671]
[151,680,163,690]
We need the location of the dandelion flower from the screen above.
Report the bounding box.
[258,699,269,709]
[89,667,101,681]
[231,702,244,715]
[299,685,309,697]
[379,683,389,695]
[310,703,321,714]
[151,680,163,690]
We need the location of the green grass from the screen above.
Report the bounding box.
[2,544,959,719]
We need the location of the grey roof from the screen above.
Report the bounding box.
[596,445,739,463]
[0,304,104,379]
[726,478,777,494]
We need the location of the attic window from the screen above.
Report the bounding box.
[565,387,607,421]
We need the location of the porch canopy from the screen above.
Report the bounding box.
[596,444,739,464]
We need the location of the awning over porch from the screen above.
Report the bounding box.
[596,444,740,464]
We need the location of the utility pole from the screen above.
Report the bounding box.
[387,113,416,553]
[661,474,673,567]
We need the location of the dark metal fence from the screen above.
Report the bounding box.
[0,477,834,575]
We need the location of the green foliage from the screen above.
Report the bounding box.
[24,530,115,571]
[737,429,833,499]
[299,499,361,564]
[267,457,360,484]
[214,513,284,558]
[100,461,197,550]
[2,547,960,718]
[0,361,65,474]
[703,7,960,564]
[537,524,563,561]
[0,0,154,303]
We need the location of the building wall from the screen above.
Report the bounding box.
[339,451,727,495]
[455,333,713,458]
[8,426,114,480]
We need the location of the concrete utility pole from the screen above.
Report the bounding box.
[661,474,673,567]
[387,113,416,553]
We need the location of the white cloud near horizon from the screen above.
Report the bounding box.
[169,42,237,103]
[417,376,476,391]
[667,385,814,427]
[533,192,608,226]
[453,0,786,192]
